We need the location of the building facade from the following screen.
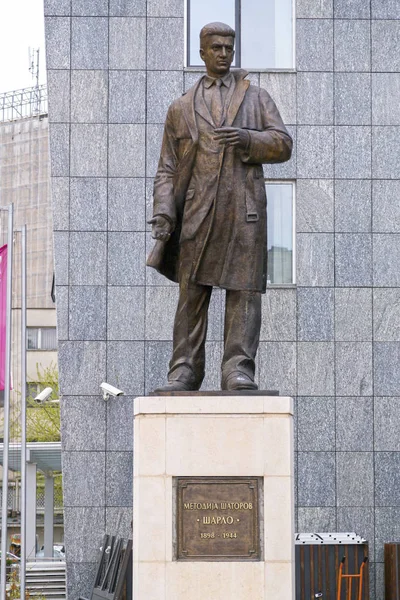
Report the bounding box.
[44,0,400,597]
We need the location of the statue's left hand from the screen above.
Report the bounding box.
[214,127,250,150]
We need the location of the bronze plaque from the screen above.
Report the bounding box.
[176,477,262,561]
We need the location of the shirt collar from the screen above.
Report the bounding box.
[203,72,234,89]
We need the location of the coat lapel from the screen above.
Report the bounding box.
[195,92,215,128]
[225,72,250,127]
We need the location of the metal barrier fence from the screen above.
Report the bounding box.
[0,85,48,122]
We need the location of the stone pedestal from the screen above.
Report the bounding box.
[133,395,295,600]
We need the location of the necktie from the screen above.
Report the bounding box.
[210,79,223,127]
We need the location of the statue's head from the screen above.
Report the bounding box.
[199,22,235,78]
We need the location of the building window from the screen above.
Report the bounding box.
[27,327,57,351]
[187,0,294,70]
[266,182,295,285]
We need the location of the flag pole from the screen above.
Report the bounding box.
[20,225,27,600]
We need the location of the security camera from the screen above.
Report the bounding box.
[100,382,124,401]
[34,387,53,404]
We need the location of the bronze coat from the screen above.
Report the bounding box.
[152,69,292,293]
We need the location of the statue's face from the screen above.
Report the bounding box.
[200,35,235,77]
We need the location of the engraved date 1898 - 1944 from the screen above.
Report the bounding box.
[200,532,237,539]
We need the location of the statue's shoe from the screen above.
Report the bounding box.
[222,372,258,391]
[154,380,198,393]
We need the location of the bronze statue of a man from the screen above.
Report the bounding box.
[148,22,292,392]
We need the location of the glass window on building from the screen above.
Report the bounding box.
[187,0,294,69]
[266,182,295,285]
[27,327,57,350]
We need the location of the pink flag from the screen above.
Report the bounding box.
[0,245,8,390]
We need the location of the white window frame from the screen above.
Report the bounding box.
[184,0,296,72]
[265,180,296,287]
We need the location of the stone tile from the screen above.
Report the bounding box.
[335,127,371,179]
[373,127,400,179]
[335,73,371,125]
[374,342,400,396]
[72,0,108,15]
[69,286,106,340]
[260,288,296,341]
[297,19,333,71]
[66,563,98,600]
[63,507,105,562]
[201,342,223,391]
[70,124,107,177]
[70,232,107,285]
[71,70,108,123]
[335,234,372,287]
[108,232,145,286]
[61,396,106,451]
[373,181,400,232]
[109,17,146,69]
[58,341,106,395]
[71,17,108,69]
[49,123,69,177]
[54,231,69,286]
[298,452,336,506]
[298,397,335,451]
[108,124,146,177]
[335,288,372,341]
[335,342,372,396]
[298,288,334,341]
[147,0,183,16]
[70,177,107,231]
[145,287,179,341]
[146,124,164,179]
[297,342,335,396]
[107,341,145,395]
[63,452,105,506]
[297,508,336,532]
[51,177,69,231]
[334,20,371,72]
[109,71,146,124]
[296,234,334,286]
[372,0,400,18]
[336,397,373,451]
[106,395,134,451]
[44,0,71,15]
[374,290,400,341]
[337,452,374,507]
[147,71,183,124]
[375,563,384,600]
[55,286,69,340]
[184,71,203,92]
[264,125,297,180]
[373,234,400,286]
[334,0,370,17]
[44,17,70,69]
[376,453,400,506]
[258,342,296,396]
[296,179,334,233]
[373,74,400,126]
[335,180,371,233]
[375,508,400,562]
[372,21,400,71]
[107,286,145,340]
[337,508,374,555]
[109,0,146,15]
[108,178,146,231]
[297,127,334,178]
[375,398,400,450]
[106,507,133,540]
[297,73,333,125]
[296,0,333,17]
[144,341,173,394]
[260,73,296,125]
[106,452,133,506]
[47,70,70,123]
[147,18,184,70]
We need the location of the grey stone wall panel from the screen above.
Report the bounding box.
[297,73,334,125]
[109,0,146,16]
[335,126,371,179]
[66,563,98,600]
[202,342,224,390]
[108,124,146,177]
[296,179,334,233]
[297,287,334,341]
[372,21,400,71]
[71,17,108,69]
[372,0,400,18]
[147,71,184,124]
[373,234,400,286]
[297,397,335,451]
[63,507,106,562]
[296,0,333,18]
[71,70,108,123]
[297,19,334,71]
[373,181,400,232]
[45,17,71,69]
[107,341,145,395]
[70,232,107,285]
[335,342,373,396]
[63,452,106,506]
[69,286,107,340]
[373,127,400,179]
[44,0,71,15]
[51,177,70,231]
[107,286,145,340]
[108,232,145,286]
[337,507,375,558]
[297,233,334,286]
[335,73,371,125]
[375,508,400,563]
[335,233,372,287]
[375,453,400,506]
[297,126,333,179]
[334,20,371,72]
[260,73,297,125]
[298,452,336,506]
[106,508,133,540]
[70,124,107,177]
[297,342,335,396]
[109,17,146,69]
[260,288,297,341]
[335,288,372,341]
[106,396,134,451]
[72,0,108,15]
[374,290,400,341]
[109,70,146,124]
[49,123,70,177]
[147,18,184,70]
[374,342,400,396]
[53,231,69,286]
[61,397,106,451]
[258,342,297,396]
[147,0,183,17]
[58,341,106,395]
[264,126,297,179]
[146,123,165,178]
[334,0,370,18]
[47,70,71,123]
[336,397,373,451]
[106,452,133,506]
[55,286,69,340]
[335,180,371,233]
[298,507,336,532]
[145,286,179,340]
[375,398,400,451]
[337,452,374,507]
[372,74,400,126]
[145,341,173,393]
[108,178,146,231]
[70,177,107,231]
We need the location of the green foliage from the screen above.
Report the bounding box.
[26,362,60,443]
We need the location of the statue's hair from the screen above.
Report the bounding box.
[200,22,235,48]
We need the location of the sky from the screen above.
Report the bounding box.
[0,0,46,95]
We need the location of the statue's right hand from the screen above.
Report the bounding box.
[148,215,172,242]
